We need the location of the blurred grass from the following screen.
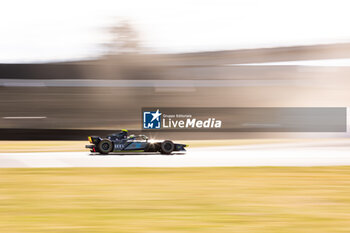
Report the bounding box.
[0,139,327,153]
[0,141,87,153]
[1,167,350,232]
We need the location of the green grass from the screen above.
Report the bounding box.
[1,167,350,232]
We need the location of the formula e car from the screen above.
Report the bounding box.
[85,130,187,155]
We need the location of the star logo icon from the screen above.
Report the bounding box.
[151,109,162,122]
[143,109,162,129]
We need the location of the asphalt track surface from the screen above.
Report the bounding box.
[1,140,350,168]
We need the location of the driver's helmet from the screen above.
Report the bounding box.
[128,134,136,140]
[117,129,128,140]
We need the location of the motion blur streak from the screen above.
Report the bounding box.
[2,116,47,119]
[0,79,301,87]
[2,43,350,137]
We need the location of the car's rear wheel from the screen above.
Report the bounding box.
[160,140,174,155]
[98,139,113,154]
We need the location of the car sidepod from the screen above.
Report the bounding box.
[122,141,149,151]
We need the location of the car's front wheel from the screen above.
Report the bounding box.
[160,140,174,155]
[98,139,113,154]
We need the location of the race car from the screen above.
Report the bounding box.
[85,129,187,155]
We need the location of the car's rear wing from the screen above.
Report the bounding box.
[88,136,102,145]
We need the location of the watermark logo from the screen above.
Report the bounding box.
[143,109,162,129]
[142,107,346,132]
[142,108,222,130]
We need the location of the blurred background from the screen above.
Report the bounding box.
[1,0,350,139]
[3,2,350,232]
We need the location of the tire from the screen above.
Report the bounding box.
[160,140,174,155]
[98,139,113,154]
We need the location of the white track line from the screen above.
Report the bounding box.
[0,141,350,168]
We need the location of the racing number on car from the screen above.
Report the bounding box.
[115,144,124,150]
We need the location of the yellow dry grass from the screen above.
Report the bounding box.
[0,141,87,153]
[0,167,350,233]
